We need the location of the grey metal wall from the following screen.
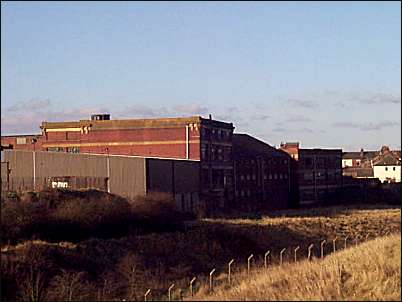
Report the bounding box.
[146,158,200,212]
[2,150,146,199]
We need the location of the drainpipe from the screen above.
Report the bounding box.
[186,125,189,159]
[33,151,36,191]
[288,158,291,193]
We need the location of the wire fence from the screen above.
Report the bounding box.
[138,230,396,301]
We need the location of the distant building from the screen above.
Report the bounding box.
[1,114,235,207]
[342,145,401,183]
[232,134,298,211]
[372,146,401,183]
[280,142,343,205]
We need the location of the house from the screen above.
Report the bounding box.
[372,146,401,183]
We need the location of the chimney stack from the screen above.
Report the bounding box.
[209,114,212,120]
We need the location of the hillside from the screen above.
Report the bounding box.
[1,199,400,301]
[190,234,401,301]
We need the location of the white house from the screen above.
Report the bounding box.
[372,154,401,183]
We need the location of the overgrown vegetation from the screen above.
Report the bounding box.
[191,234,401,301]
[1,189,188,244]
[1,201,400,301]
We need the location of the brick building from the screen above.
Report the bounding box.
[232,134,299,211]
[280,142,342,205]
[1,114,235,206]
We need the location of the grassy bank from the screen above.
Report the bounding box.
[1,204,400,301]
[190,234,401,301]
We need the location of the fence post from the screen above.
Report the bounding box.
[264,250,270,269]
[280,248,286,266]
[247,254,254,276]
[209,269,216,293]
[294,246,300,262]
[320,240,326,259]
[365,234,369,241]
[189,277,196,297]
[308,244,314,261]
[144,289,151,302]
[344,236,349,249]
[332,237,338,252]
[228,259,234,286]
[168,284,174,301]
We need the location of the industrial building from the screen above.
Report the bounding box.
[1,150,200,212]
[1,114,235,208]
[232,134,298,210]
[1,114,303,211]
[280,142,343,205]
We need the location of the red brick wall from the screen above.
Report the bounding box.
[40,126,201,160]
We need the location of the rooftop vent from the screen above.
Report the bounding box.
[91,114,110,121]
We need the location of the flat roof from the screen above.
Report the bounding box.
[41,115,234,130]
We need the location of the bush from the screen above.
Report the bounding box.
[1,189,188,244]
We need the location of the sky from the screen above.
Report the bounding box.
[1,1,401,151]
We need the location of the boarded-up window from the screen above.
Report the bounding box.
[16,137,27,144]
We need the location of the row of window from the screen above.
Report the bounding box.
[304,171,341,180]
[384,167,397,171]
[239,173,288,181]
[201,128,232,141]
[237,158,288,165]
[47,147,80,153]
[201,144,232,161]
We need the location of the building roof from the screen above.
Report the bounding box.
[342,151,378,160]
[41,115,234,131]
[372,153,401,166]
[233,134,289,159]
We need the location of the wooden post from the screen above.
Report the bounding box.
[365,234,369,241]
[189,277,196,297]
[209,269,216,293]
[144,289,151,302]
[294,246,300,262]
[320,240,326,259]
[247,254,254,276]
[264,250,270,269]
[168,284,174,301]
[228,259,234,286]
[308,244,314,261]
[344,235,349,249]
[333,237,338,252]
[280,248,286,266]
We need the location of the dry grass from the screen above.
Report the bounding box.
[190,234,401,301]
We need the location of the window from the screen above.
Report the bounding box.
[269,174,272,180]
[67,147,80,153]
[274,173,278,179]
[284,159,287,164]
[304,172,314,180]
[279,173,283,179]
[48,147,64,152]
[393,167,396,171]
[263,174,267,180]
[240,175,245,181]
[252,174,256,180]
[385,167,388,171]
[16,137,27,144]
[284,173,288,179]
[241,190,245,197]
[246,174,251,180]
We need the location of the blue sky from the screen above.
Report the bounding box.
[1,1,401,151]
